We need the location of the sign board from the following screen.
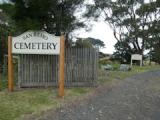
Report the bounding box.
[12,31,60,55]
[131,54,142,67]
[8,31,65,96]
[131,54,142,60]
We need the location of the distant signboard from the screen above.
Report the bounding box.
[131,54,142,66]
[131,54,142,60]
[12,31,60,55]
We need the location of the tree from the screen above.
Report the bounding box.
[74,38,92,48]
[84,0,160,63]
[151,43,160,64]
[0,3,15,66]
[85,37,105,49]
[143,1,160,64]
[11,0,86,37]
[113,41,132,63]
[74,37,105,49]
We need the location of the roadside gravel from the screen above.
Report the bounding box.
[32,70,160,120]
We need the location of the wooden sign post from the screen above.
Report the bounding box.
[8,35,14,92]
[8,31,65,96]
[59,34,65,97]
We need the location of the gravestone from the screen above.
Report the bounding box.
[120,64,131,71]
[102,64,113,70]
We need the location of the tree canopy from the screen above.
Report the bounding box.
[0,3,15,65]
[0,0,88,66]
[85,0,160,63]
[12,0,86,36]
[0,0,160,65]
[74,37,105,49]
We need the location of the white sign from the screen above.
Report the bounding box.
[131,54,142,60]
[131,54,143,66]
[12,31,60,55]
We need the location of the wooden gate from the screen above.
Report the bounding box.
[18,48,98,87]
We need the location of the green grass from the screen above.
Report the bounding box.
[0,88,91,120]
[0,89,56,120]
[98,65,160,85]
[0,65,160,120]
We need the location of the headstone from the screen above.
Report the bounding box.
[102,64,113,70]
[120,64,131,71]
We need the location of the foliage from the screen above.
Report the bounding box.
[151,42,160,64]
[85,0,160,63]
[0,65,160,120]
[11,0,86,36]
[0,88,91,120]
[98,65,160,84]
[0,0,88,66]
[0,3,16,33]
[74,38,92,48]
[74,37,105,48]
[85,37,105,49]
[0,3,16,66]
[112,41,132,63]
[99,59,111,65]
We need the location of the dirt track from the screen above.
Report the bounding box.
[32,70,160,120]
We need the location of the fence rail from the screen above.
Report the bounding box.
[18,48,98,87]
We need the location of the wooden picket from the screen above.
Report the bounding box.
[18,48,98,87]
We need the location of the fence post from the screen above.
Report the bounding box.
[8,35,14,92]
[59,34,65,97]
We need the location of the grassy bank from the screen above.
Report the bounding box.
[0,88,91,120]
[0,65,160,120]
[98,65,160,85]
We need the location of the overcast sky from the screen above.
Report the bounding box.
[74,0,116,54]
[74,0,153,54]
[74,21,117,54]
[73,0,117,54]
[0,0,117,54]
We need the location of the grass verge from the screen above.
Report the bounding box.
[0,88,91,120]
[0,65,160,120]
[98,65,160,85]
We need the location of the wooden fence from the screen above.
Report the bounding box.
[18,48,98,87]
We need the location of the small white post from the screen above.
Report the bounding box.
[140,60,142,66]
[130,56,132,67]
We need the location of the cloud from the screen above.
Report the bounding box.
[73,21,117,54]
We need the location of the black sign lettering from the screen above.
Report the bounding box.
[37,43,41,49]
[22,32,48,40]
[42,43,47,49]
[28,33,33,38]
[47,43,52,49]
[14,43,20,49]
[20,43,25,49]
[32,43,36,49]
[24,43,31,49]
[14,42,59,50]
[52,43,57,49]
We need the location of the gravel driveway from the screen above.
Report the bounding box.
[35,70,160,120]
